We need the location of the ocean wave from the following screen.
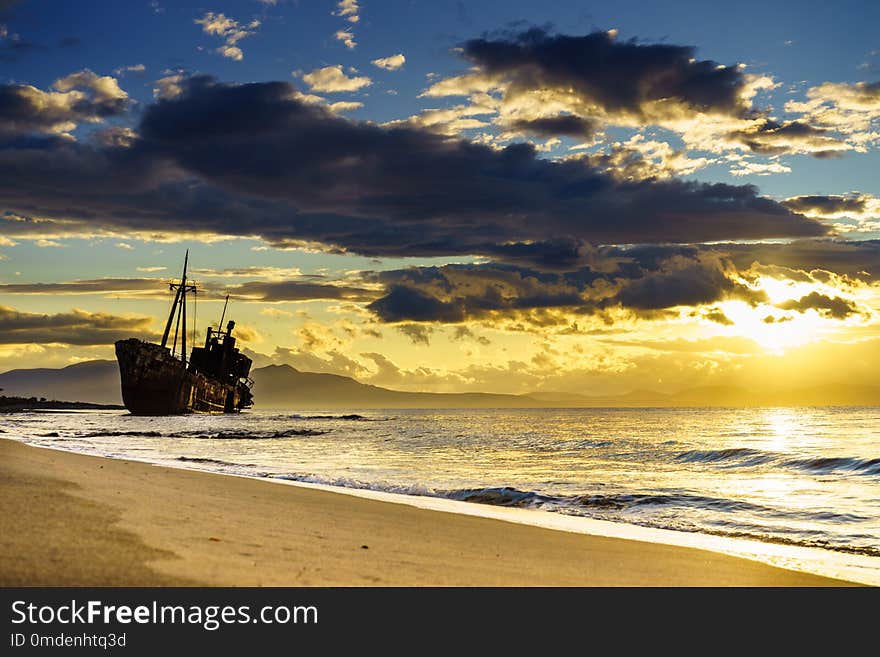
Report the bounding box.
[676,447,773,465]
[176,456,257,468]
[287,413,388,422]
[781,456,880,476]
[260,475,880,557]
[676,447,880,477]
[176,428,329,440]
[70,428,329,440]
[80,430,164,437]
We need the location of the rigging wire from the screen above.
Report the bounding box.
[191,286,197,351]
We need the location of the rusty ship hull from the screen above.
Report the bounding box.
[116,338,249,415]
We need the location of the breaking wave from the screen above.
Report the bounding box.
[261,475,880,558]
[677,447,880,476]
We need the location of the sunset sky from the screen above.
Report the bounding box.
[1,0,878,396]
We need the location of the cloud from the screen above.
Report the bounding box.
[0,276,378,304]
[369,285,466,322]
[783,194,872,217]
[92,126,139,148]
[333,0,360,23]
[612,256,766,311]
[452,325,491,345]
[361,237,880,325]
[508,114,598,139]
[0,76,827,261]
[229,280,379,302]
[785,81,880,151]
[0,70,130,136]
[424,28,853,160]
[720,239,880,278]
[777,291,860,319]
[781,193,880,234]
[0,278,169,296]
[460,28,748,115]
[372,54,405,71]
[702,309,734,326]
[725,119,850,157]
[396,323,433,345]
[195,11,260,61]
[728,159,791,177]
[0,305,157,345]
[301,65,372,93]
[113,63,146,76]
[571,134,713,181]
[383,94,497,134]
[334,28,356,50]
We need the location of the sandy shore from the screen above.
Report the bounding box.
[0,439,857,586]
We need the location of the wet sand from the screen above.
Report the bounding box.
[0,439,856,586]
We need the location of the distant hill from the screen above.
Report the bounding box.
[0,360,877,408]
[251,364,545,409]
[0,360,122,405]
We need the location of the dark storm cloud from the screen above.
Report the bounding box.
[613,262,766,311]
[361,238,880,325]
[364,252,767,324]
[460,28,748,118]
[703,309,734,326]
[230,281,378,303]
[776,292,860,319]
[719,239,880,278]
[508,115,598,139]
[0,305,157,345]
[0,76,826,255]
[0,277,378,304]
[395,324,433,346]
[781,195,869,216]
[726,119,848,157]
[446,29,851,157]
[369,285,466,322]
[0,279,164,295]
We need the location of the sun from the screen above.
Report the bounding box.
[716,300,824,354]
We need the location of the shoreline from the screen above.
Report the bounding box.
[0,439,860,586]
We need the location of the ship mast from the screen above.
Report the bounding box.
[161,250,197,366]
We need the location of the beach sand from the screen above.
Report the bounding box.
[0,439,856,586]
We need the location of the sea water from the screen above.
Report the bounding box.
[3,406,879,584]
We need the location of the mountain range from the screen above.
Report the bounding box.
[0,360,877,408]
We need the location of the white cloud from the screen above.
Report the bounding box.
[194,11,260,61]
[113,63,146,76]
[328,101,364,113]
[153,73,185,99]
[217,45,244,61]
[333,0,360,24]
[729,160,791,177]
[372,54,405,71]
[302,65,372,93]
[334,28,356,50]
[785,81,880,152]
